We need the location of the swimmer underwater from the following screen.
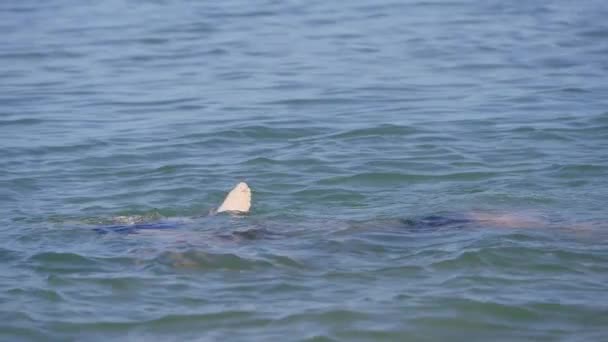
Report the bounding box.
[93,182,598,235]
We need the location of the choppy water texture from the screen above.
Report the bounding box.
[2,0,608,341]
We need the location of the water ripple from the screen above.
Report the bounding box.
[2,0,608,340]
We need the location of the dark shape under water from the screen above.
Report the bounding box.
[92,214,473,236]
[89,183,584,236]
[399,215,473,232]
[93,221,179,235]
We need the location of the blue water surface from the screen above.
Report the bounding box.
[1,0,608,341]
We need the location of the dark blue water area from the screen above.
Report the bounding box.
[2,0,608,341]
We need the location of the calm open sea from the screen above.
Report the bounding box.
[1,0,608,341]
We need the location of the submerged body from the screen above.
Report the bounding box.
[95,182,252,234]
[94,182,563,235]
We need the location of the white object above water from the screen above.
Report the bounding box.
[217,182,251,214]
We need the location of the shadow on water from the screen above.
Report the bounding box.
[217,227,284,242]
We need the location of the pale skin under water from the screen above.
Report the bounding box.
[102,182,604,268]
[110,182,598,229]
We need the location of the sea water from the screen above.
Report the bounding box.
[1,1,608,340]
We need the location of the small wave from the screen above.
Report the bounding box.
[0,247,23,262]
[508,127,575,142]
[8,139,110,158]
[591,111,608,124]
[551,164,608,179]
[0,50,83,60]
[7,287,64,302]
[429,245,600,275]
[26,252,131,273]
[29,251,93,264]
[243,157,326,166]
[292,188,366,203]
[154,250,274,271]
[579,28,608,38]
[0,118,45,126]
[261,97,363,106]
[411,297,541,325]
[223,125,327,140]
[330,124,422,139]
[318,171,497,186]
[277,309,370,325]
[96,97,200,108]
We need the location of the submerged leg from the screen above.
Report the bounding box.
[217,182,252,214]
[467,211,547,228]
